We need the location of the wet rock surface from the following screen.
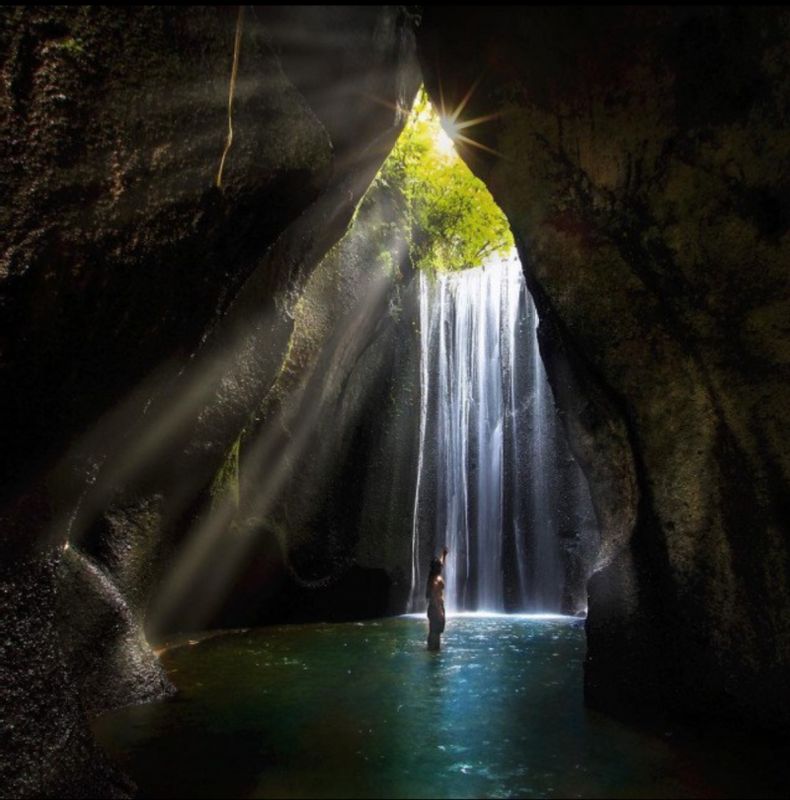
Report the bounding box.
[154,179,423,632]
[0,491,132,799]
[57,546,174,716]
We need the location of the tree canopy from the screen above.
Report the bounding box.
[374,88,514,274]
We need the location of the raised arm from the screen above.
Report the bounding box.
[441,546,448,565]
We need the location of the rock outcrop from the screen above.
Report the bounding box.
[0,491,132,798]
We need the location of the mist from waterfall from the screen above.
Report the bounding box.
[409,251,571,613]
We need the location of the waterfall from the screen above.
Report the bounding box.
[409,251,570,613]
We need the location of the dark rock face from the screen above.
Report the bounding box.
[0,7,419,797]
[417,6,790,730]
[57,546,174,716]
[0,6,332,497]
[0,491,132,799]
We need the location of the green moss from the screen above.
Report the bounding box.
[210,436,241,511]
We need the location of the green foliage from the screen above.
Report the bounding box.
[375,88,514,273]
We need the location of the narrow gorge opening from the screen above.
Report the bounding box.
[143,86,601,630]
[392,91,597,616]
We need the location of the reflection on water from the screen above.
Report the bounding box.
[93,616,789,798]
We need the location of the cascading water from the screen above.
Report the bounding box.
[409,250,582,613]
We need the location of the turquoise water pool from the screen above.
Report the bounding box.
[92,615,788,798]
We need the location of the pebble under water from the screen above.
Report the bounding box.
[93,616,788,799]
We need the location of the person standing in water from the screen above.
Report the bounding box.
[426,546,448,651]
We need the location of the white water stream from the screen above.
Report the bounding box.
[409,252,564,612]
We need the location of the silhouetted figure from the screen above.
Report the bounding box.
[426,546,448,651]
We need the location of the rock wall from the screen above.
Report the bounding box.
[254,186,422,620]
[154,178,423,632]
[417,6,790,730]
[0,7,419,796]
[57,543,173,716]
[0,6,331,496]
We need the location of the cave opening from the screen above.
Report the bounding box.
[130,86,600,634]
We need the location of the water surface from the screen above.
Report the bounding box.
[93,615,788,798]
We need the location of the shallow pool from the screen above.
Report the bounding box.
[93,615,788,798]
